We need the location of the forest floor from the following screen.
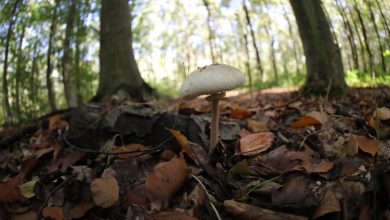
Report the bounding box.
[0,86,390,220]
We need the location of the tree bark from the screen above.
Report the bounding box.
[352,0,374,78]
[282,4,301,74]
[2,0,20,124]
[62,0,78,108]
[243,0,264,80]
[15,26,25,122]
[374,0,390,50]
[94,0,154,102]
[290,0,347,95]
[335,0,359,70]
[366,0,386,73]
[46,0,59,111]
[202,0,217,63]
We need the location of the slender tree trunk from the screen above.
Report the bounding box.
[290,0,347,95]
[374,0,390,49]
[352,0,374,78]
[2,0,20,124]
[262,2,278,81]
[335,0,359,70]
[202,0,217,63]
[242,0,264,80]
[29,41,39,118]
[46,0,59,111]
[282,4,301,74]
[62,0,78,108]
[366,0,386,73]
[236,14,253,96]
[94,0,154,101]
[15,26,25,122]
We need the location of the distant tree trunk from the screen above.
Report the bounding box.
[236,14,253,96]
[242,0,264,80]
[2,0,20,124]
[62,0,78,108]
[367,0,386,73]
[46,0,59,111]
[335,0,359,70]
[282,4,301,74]
[374,0,390,49]
[202,0,217,63]
[94,0,154,101]
[29,41,39,118]
[352,0,374,78]
[15,26,25,122]
[290,0,347,95]
[263,2,278,81]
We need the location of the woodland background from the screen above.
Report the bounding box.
[0,0,389,124]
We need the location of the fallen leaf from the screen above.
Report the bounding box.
[168,129,196,162]
[246,119,268,132]
[348,134,378,157]
[33,146,54,159]
[291,111,325,128]
[10,211,37,220]
[67,201,95,220]
[237,132,275,156]
[112,144,145,159]
[261,146,312,172]
[125,187,147,208]
[271,175,312,206]
[42,207,63,220]
[49,114,68,131]
[224,200,307,220]
[0,175,27,202]
[375,107,390,120]
[47,150,86,173]
[312,189,341,219]
[230,107,253,119]
[145,211,198,220]
[18,177,39,198]
[312,161,334,173]
[145,153,191,211]
[90,175,119,208]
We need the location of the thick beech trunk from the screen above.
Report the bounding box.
[290,0,347,95]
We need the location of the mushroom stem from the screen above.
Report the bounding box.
[210,98,219,153]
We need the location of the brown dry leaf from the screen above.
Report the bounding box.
[271,175,311,206]
[10,211,37,220]
[237,132,275,156]
[0,175,27,202]
[261,146,312,172]
[112,144,145,159]
[230,107,253,119]
[49,114,68,131]
[312,161,334,173]
[291,111,325,128]
[312,189,341,219]
[238,129,251,138]
[47,150,86,173]
[375,107,390,120]
[67,201,95,220]
[42,207,63,220]
[33,146,54,159]
[146,211,198,220]
[224,200,307,220]
[125,187,147,208]
[168,129,196,163]
[90,175,119,208]
[145,153,191,210]
[348,134,378,157]
[246,119,268,132]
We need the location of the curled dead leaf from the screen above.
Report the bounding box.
[90,175,119,208]
[230,107,253,119]
[42,207,63,220]
[145,153,191,211]
[348,134,378,157]
[291,111,325,128]
[312,189,341,219]
[67,201,95,220]
[237,132,275,156]
[0,175,27,202]
[246,119,268,132]
[168,129,196,163]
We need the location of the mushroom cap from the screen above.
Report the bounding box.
[179,64,245,100]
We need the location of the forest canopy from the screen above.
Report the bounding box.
[0,0,389,123]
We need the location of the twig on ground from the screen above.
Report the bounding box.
[191,175,222,220]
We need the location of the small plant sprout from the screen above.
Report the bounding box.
[179,64,245,154]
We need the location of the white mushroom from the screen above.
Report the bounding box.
[179,64,245,154]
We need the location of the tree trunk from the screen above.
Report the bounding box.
[352,0,374,78]
[62,0,78,108]
[15,26,26,122]
[243,0,264,80]
[263,2,278,81]
[374,0,390,50]
[46,0,59,111]
[289,0,347,95]
[202,0,217,63]
[282,4,301,74]
[2,0,20,124]
[335,0,359,70]
[367,0,386,74]
[94,0,154,101]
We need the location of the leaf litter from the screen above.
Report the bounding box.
[0,87,389,219]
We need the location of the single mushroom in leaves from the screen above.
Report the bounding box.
[179,64,245,154]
